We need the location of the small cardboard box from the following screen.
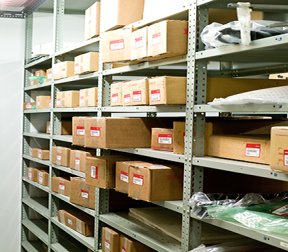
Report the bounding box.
[31,148,50,160]
[79,87,98,107]
[120,236,154,252]
[130,78,149,106]
[128,162,183,202]
[84,117,151,149]
[115,161,144,194]
[85,2,100,40]
[110,82,123,106]
[70,150,92,173]
[51,177,71,197]
[270,127,288,172]
[149,76,186,105]
[85,156,126,189]
[30,69,47,85]
[52,146,71,167]
[173,121,185,154]
[72,117,86,146]
[131,27,148,61]
[58,210,94,236]
[122,82,132,106]
[101,0,144,32]
[151,128,174,152]
[54,61,75,80]
[147,20,188,59]
[70,177,96,209]
[102,28,132,63]
[27,167,38,182]
[46,120,72,135]
[24,102,36,110]
[46,68,53,81]
[56,91,79,108]
[37,170,49,186]
[102,227,120,252]
[74,52,99,75]
[36,96,51,109]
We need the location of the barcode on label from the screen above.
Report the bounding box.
[90,165,98,179]
[151,89,161,101]
[245,143,261,157]
[76,126,85,136]
[132,90,142,102]
[90,127,100,137]
[81,189,89,199]
[158,134,173,144]
[111,93,119,103]
[134,36,143,49]
[59,182,65,191]
[133,174,144,186]
[110,39,124,51]
[152,32,161,45]
[120,171,129,183]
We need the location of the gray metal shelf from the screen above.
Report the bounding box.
[102,105,186,114]
[100,212,181,252]
[197,0,287,7]
[23,154,50,166]
[51,217,95,251]
[53,107,99,113]
[51,192,95,217]
[52,164,85,178]
[54,72,99,85]
[25,55,52,69]
[112,148,185,163]
[22,197,49,219]
[23,132,51,140]
[24,109,51,114]
[154,201,183,214]
[51,242,83,252]
[22,240,45,252]
[24,82,52,91]
[22,177,50,193]
[53,135,72,143]
[193,157,288,182]
[22,219,49,245]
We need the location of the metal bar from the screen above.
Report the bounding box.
[228,3,288,11]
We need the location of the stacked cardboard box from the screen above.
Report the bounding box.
[110,82,123,106]
[54,61,74,80]
[27,167,38,182]
[51,177,71,197]
[36,96,51,109]
[70,150,92,173]
[52,146,71,167]
[74,52,99,75]
[79,87,98,107]
[31,148,50,160]
[56,91,79,108]
[85,2,100,40]
[37,170,49,187]
[72,117,86,146]
[30,69,47,85]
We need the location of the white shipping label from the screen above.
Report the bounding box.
[105,241,111,250]
[152,32,161,46]
[132,91,142,102]
[59,183,65,191]
[81,189,89,199]
[245,143,261,157]
[67,218,73,226]
[75,158,80,168]
[124,94,131,104]
[151,89,161,102]
[133,174,143,186]
[38,174,43,184]
[110,39,124,51]
[90,127,100,137]
[284,150,288,166]
[158,134,173,145]
[56,155,62,161]
[111,93,119,103]
[122,248,127,252]
[120,171,129,183]
[76,126,85,136]
[134,36,144,49]
[38,153,42,159]
[90,166,97,179]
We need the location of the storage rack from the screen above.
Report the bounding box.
[21,0,288,251]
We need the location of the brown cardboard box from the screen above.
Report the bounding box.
[56,91,79,108]
[128,162,183,201]
[24,102,36,110]
[79,87,98,107]
[36,96,51,109]
[110,82,123,106]
[173,122,185,154]
[85,2,100,40]
[84,117,151,149]
[130,78,149,106]
[58,209,94,236]
[54,61,74,80]
[46,120,72,135]
[52,146,71,167]
[147,20,188,59]
[70,150,92,173]
[102,227,120,252]
[115,161,144,194]
[51,177,71,197]
[46,68,53,81]
[131,27,148,61]
[101,0,144,32]
[30,69,46,85]
[102,28,132,63]
[37,170,49,186]
[151,128,173,152]
[270,127,288,172]
[72,117,86,146]
[27,167,38,182]
[70,177,96,209]
[120,236,154,252]
[74,52,99,75]
[85,156,126,189]
[149,76,186,105]
[31,148,50,160]
[122,82,132,106]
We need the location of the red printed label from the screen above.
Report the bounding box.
[245,143,261,157]
[81,189,89,199]
[90,126,101,137]
[75,157,80,169]
[105,240,111,250]
[121,248,127,252]
[151,89,161,102]
[152,32,161,45]
[284,150,288,166]
[124,94,131,104]
[120,171,129,183]
[90,165,98,179]
[59,182,65,191]
[111,93,119,103]
[76,126,85,136]
[134,36,144,49]
[132,90,142,102]
[133,174,144,186]
[158,134,173,145]
[110,39,124,51]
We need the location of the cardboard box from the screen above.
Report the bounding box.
[131,27,148,61]
[46,68,53,81]
[86,156,126,189]
[58,210,94,236]
[115,161,144,194]
[31,148,50,160]
[36,96,51,109]
[70,150,92,173]
[74,52,99,75]
[122,82,132,106]
[24,102,36,110]
[27,167,38,182]
[149,76,186,105]
[37,170,49,186]
[101,0,144,32]
[70,177,96,209]
[128,162,183,201]
[54,61,74,80]
[30,69,47,85]
[46,120,72,135]
[102,227,120,252]
[79,87,98,107]
[120,236,154,252]
[130,78,149,106]
[270,127,288,172]
[52,146,71,167]
[51,177,71,197]
[110,82,123,106]
[56,91,79,108]
[72,117,86,146]
[147,20,188,59]
[102,28,132,63]
[85,2,100,40]
[173,122,185,154]
[151,128,173,152]
[84,117,151,149]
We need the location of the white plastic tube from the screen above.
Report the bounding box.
[237,2,252,46]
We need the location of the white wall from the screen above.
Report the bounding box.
[0,18,25,252]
